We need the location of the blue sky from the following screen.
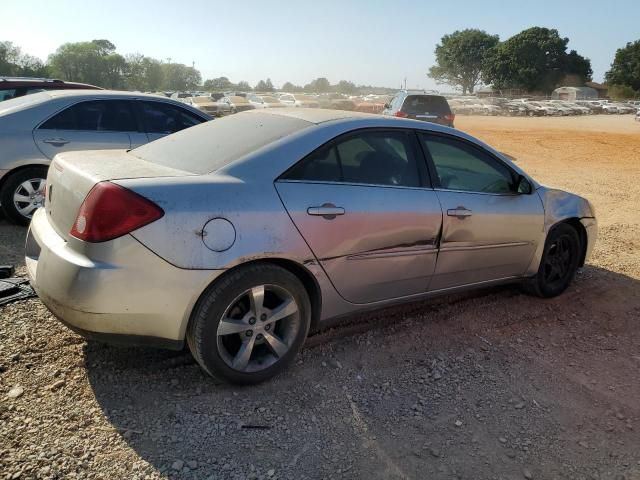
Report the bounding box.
[3,0,638,90]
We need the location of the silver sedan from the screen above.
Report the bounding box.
[26,109,597,384]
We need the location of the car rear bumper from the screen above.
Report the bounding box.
[25,208,222,348]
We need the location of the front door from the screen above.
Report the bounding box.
[33,99,134,159]
[417,133,545,291]
[276,129,442,304]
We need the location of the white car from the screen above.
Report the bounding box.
[0,90,211,224]
[247,94,286,109]
[278,94,319,108]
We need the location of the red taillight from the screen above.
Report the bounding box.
[394,111,409,118]
[70,182,164,243]
[444,113,456,123]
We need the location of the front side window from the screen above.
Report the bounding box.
[284,130,421,187]
[40,100,136,132]
[139,101,204,134]
[420,134,515,194]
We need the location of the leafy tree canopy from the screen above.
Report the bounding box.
[605,40,640,92]
[483,27,592,93]
[428,29,499,94]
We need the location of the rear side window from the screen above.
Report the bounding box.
[402,95,451,115]
[40,100,137,131]
[139,101,204,134]
[284,130,421,188]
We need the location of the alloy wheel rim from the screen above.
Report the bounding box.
[543,234,573,285]
[216,285,300,373]
[13,178,46,219]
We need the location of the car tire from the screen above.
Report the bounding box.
[187,263,311,384]
[0,166,48,226]
[523,223,581,298]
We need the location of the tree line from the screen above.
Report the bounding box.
[1,33,638,97]
[428,27,639,98]
[0,39,394,94]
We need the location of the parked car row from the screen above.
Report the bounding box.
[167,91,393,116]
[447,96,640,117]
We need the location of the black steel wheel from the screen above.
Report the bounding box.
[523,223,581,298]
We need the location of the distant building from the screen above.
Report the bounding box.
[584,81,609,98]
[551,86,598,101]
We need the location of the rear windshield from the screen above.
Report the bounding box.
[131,112,312,174]
[401,95,451,115]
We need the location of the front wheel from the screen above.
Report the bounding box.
[187,264,311,384]
[0,167,48,226]
[523,223,581,298]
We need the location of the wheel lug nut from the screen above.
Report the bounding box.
[256,333,263,340]
[249,317,256,325]
[260,314,267,321]
[246,330,253,337]
[265,324,271,331]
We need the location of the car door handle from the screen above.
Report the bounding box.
[307,204,345,218]
[447,207,473,217]
[42,138,70,146]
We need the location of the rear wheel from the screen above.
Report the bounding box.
[523,223,581,298]
[0,167,48,226]
[187,264,311,384]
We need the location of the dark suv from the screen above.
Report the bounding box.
[382,91,455,127]
[0,77,101,102]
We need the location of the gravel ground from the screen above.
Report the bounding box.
[1,115,639,480]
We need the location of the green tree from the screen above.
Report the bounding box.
[48,39,126,88]
[236,80,252,91]
[605,40,640,92]
[483,27,591,93]
[608,84,638,100]
[254,78,275,92]
[428,29,499,94]
[124,54,165,91]
[304,77,331,92]
[335,80,357,94]
[204,76,234,91]
[281,81,302,92]
[161,62,201,90]
[0,41,49,77]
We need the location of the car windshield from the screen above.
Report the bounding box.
[131,112,312,174]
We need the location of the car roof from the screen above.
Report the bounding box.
[41,89,174,100]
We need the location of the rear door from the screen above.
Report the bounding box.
[33,99,135,158]
[137,100,207,142]
[418,132,544,291]
[276,129,443,304]
[401,95,452,126]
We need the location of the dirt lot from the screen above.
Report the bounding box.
[1,115,639,480]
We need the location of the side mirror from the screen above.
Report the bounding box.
[383,103,391,109]
[516,174,532,194]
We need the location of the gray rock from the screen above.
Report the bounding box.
[523,468,533,479]
[267,469,276,477]
[328,359,342,369]
[7,386,24,399]
[187,460,198,469]
[172,460,184,471]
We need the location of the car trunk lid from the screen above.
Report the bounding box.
[45,149,193,240]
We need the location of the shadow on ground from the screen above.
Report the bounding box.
[83,265,640,479]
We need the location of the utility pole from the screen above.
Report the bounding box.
[404,77,407,90]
